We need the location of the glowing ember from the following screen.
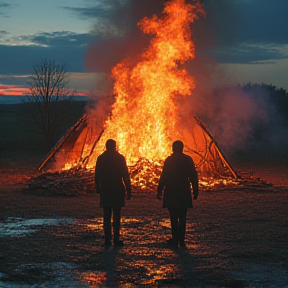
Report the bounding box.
[87,0,205,167]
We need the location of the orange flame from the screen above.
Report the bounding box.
[39,1,237,185]
[88,0,205,166]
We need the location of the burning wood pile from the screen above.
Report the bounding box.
[129,158,163,191]
[36,1,237,184]
[27,159,163,196]
[25,168,95,197]
[26,1,237,196]
[25,159,283,197]
[22,1,285,197]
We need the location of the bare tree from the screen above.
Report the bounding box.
[23,59,76,149]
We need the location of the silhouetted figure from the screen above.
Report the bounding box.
[157,140,198,248]
[95,139,132,247]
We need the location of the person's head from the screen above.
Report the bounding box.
[172,140,184,153]
[106,139,117,151]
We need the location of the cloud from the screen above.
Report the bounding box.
[84,0,167,73]
[1,0,287,89]
[0,84,29,95]
[83,0,288,76]
[0,75,29,86]
[236,0,288,45]
[62,3,111,20]
[211,43,288,64]
[0,31,92,47]
[0,30,9,37]
[28,31,92,47]
[202,0,288,46]
[198,0,288,64]
[0,3,10,7]
[0,3,11,8]
[0,3,12,9]
[63,0,165,37]
[0,2,13,16]
[62,2,128,38]
[0,43,88,75]
[0,31,94,75]
[0,72,101,94]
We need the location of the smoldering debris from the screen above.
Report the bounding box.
[24,165,285,197]
[25,168,95,197]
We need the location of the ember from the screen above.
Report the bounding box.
[26,168,95,196]
[129,158,163,191]
[26,167,282,196]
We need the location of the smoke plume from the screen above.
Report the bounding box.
[85,0,288,159]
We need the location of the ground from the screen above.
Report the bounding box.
[0,161,288,287]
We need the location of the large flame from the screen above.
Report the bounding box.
[38,0,238,189]
[90,0,205,166]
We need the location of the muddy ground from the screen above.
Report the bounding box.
[0,162,288,288]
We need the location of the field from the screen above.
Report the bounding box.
[0,103,288,287]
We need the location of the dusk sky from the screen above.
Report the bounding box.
[0,0,287,97]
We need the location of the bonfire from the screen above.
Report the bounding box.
[29,0,245,195]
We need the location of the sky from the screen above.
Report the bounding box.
[0,0,288,97]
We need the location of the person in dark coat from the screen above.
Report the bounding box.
[157,140,198,247]
[95,139,132,247]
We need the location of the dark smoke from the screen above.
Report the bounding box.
[187,84,288,161]
[85,0,288,160]
[85,0,166,75]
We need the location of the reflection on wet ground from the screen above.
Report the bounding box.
[1,213,287,287]
[0,217,73,237]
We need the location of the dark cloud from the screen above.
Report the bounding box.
[0,31,94,74]
[0,2,12,8]
[236,0,288,45]
[202,0,288,45]
[211,43,288,64]
[198,0,288,64]
[0,30,9,37]
[22,31,92,47]
[0,43,87,75]
[0,76,28,86]
[62,4,111,20]
[84,0,288,73]
[0,2,12,16]
[63,0,165,37]
[84,0,166,73]
[87,0,288,66]
[1,0,287,78]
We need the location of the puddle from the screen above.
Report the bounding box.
[0,217,73,237]
[0,262,87,288]
[231,261,288,286]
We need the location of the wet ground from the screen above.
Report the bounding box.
[0,164,288,287]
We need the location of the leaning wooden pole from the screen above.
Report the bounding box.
[81,128,105,166]
[194,116,239,179]
[38,114,88,171]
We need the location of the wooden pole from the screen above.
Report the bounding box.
[194,116,239,179]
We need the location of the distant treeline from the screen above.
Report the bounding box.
[241,83,288,120]
[195,83,288,161]
[1,83,287,164]
[208,83,288,119]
